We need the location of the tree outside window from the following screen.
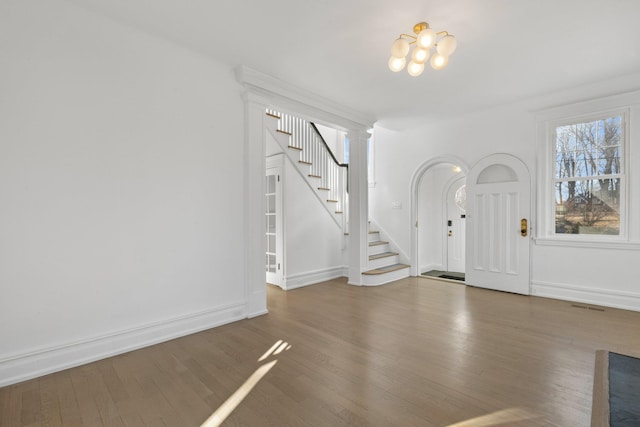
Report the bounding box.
[554,115,623,235]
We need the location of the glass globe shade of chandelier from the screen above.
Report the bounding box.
[388,22,457,76]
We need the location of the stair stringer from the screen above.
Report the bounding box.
[265,117,343,230]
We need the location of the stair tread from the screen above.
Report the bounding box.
[368,240,389,246]
[299,160,312,165]
[335,211,343,214]
[362,264,410,275]
[265,112,281,119]
[318,187,330,191]
[277,129,292,136]
[368,230,379,234]
[308,174,322,178]
[327,199,338,203]
[288,145,302,151]
[369,251,399,260]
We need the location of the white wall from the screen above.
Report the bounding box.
[0,0,248,385]
[371,73,640,311]
[283,160,345,288]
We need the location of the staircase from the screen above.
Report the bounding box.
[362,227,410,286]
[265,110,409,286]
[265,110,348,232]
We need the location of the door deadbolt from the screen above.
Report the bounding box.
[521,218,528,237]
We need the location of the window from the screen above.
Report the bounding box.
[343,133,375,186]
[553,115,623,236]
[343,135,349,164]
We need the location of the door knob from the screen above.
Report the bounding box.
[521,218,528,237]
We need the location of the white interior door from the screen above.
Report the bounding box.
[466,154,530,295]
[265,159,284,287]
[446,177,466,273]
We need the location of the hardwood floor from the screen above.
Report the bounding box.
[2,277,640,426]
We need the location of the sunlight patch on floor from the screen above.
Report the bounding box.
[258,340,283,362]
[446,407,540,426]
[200,360,278,427]
[201,340,292,426]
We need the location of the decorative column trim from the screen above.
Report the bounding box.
[347,128,370,285]
[240,89,270,317]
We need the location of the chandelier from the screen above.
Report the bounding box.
[388,22,457,76]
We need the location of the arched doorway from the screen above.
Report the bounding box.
[410,156,469,278]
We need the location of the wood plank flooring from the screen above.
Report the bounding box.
[2,277,640,426]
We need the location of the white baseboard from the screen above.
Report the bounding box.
[531,280,640,312]
[0,302,247,387]
[285,266,346,290]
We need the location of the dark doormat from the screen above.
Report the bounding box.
[420,270,465,282]
[610,352,640,426]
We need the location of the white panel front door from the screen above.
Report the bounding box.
[446,178,466,273]
[466,155,530,295]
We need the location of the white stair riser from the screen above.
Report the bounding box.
[368,243,390,255]
[369,255,400,269]
[368,232,381,243]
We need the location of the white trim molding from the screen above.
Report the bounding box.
[532,280,640,312]
[0,302,247,387]
[235,66,374,131]
[285,266,347,290]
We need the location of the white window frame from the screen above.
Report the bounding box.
[535,92,637,248]
[367,130,376,188]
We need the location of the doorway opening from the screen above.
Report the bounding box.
[411,158,468,282]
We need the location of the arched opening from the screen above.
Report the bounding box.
[410,156,469,279]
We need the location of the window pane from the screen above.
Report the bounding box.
[267,175,276,193]
[555,179,620,235]
[268,255,276,273]
[556,124,577,151]
[555,115,622,179]
[343,136,349,164]
[597,146,621,175]
[573,150,591,177]
[267,214,275,233]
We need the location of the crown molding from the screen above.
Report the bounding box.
[235,66,374,131]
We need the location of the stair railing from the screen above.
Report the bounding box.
[266,109,349,232]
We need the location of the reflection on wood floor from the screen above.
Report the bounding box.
[2,276,640,426]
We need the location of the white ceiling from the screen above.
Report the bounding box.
[70,0,640,127]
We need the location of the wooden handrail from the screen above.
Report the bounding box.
[309,122,348,169]
[309,122,348,193]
